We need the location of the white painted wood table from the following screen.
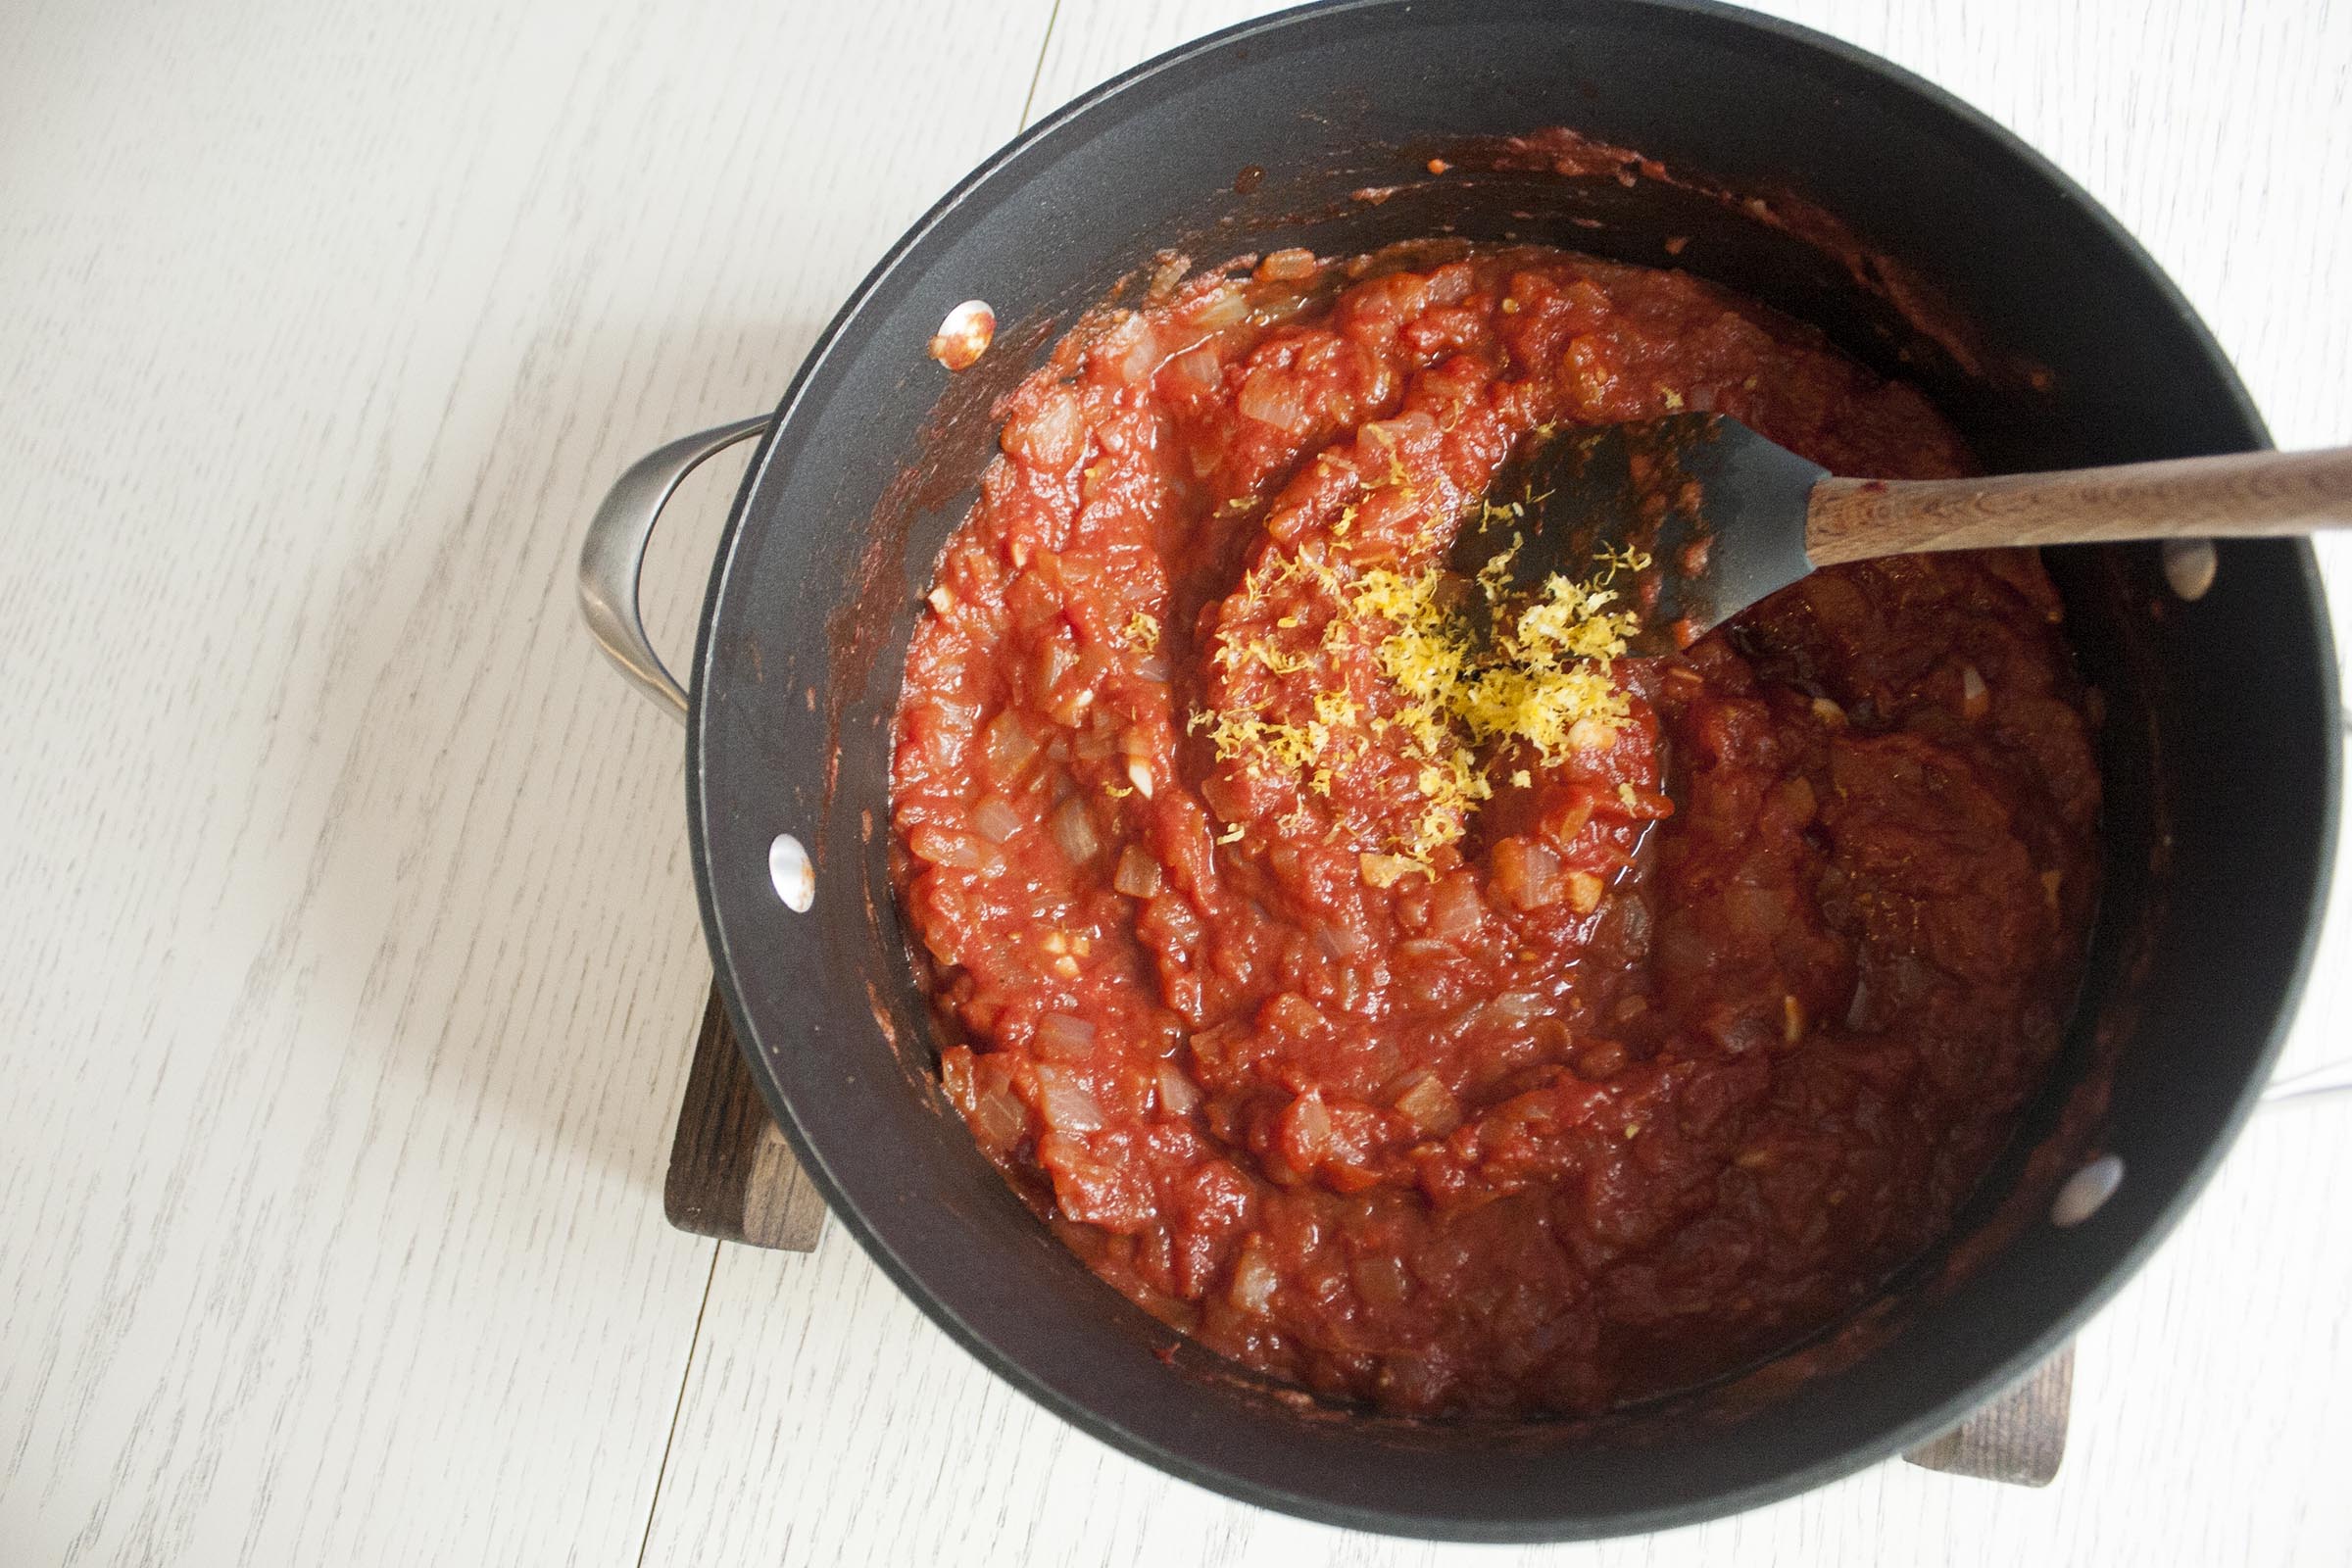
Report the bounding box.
[2,2,2346,1563]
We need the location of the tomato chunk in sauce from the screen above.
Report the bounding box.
[889,245,2099,1416]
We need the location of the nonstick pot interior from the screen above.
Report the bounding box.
[688,0,2338,1541]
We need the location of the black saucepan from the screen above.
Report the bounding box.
[579,0,2340,1541]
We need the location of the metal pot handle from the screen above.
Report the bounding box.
[578,416,773,721]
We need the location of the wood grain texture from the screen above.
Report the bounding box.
[665,990,825,1252]
[0,1,2344,1566]
[1806,447,2352,564]
[0,0,1053,1563]
[1905,1348,2075,1488]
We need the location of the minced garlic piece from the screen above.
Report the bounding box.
[1359,852,1428,888]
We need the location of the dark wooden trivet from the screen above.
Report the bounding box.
[1904,1344,2074,1486]
[665,979,2069,1478]
[664,987,825,1250]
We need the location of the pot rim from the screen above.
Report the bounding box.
[685,0,2342,1541]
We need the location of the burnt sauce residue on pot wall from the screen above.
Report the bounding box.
[1446,128,2028,388]
[822,310,1059,818]
[1200,127,2063,469]
[822,307,1065,1133]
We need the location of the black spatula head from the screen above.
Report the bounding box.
[1450,414,1828,653]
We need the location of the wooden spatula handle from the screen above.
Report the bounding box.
[1805,445,2352,565]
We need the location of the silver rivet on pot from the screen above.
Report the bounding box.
[768,833,815,913]
[2163,538,2216,601]
[2051,1154,2124,1227]
[927,300,995,371]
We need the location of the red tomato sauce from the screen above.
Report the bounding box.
[890,245,2099,1415]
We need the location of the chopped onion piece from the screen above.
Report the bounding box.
[972,797,1022,844]
[984,712,1040,782]
[1256,247,1318,282]
[970,1084,1028,1150]
[1002,384,1085,468]
[1564,870,1605,915]
[1267,993,1323,1037]
[1036,639,1077,697]
[1113,844,1164,899]
[1317,922,1369,958]
[1359,853,1424,889]
[1036,1012,1099,1059]
[1155,1061,1202,1117]
[1488,990,1545,1025]
[1493,840,1563,910]
[1117,324,1161,385]
[1047,681,1095,729]
[1052,797,1102,863]
[1238,368,1310,434]
[1229,1236,1279,1314]
[1283,1089,1333,1157]
[1565,716,1613,753]
[1425,873,1485,942]
[1033,1065,1105,1132]
[1392,1072,1461,1135]
[1357,414,1427,449]
[1174,346,1221,387]
[1191,286,1250,329]
[907,825,992,870]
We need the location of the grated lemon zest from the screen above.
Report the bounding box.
[1188,515,1642,865]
